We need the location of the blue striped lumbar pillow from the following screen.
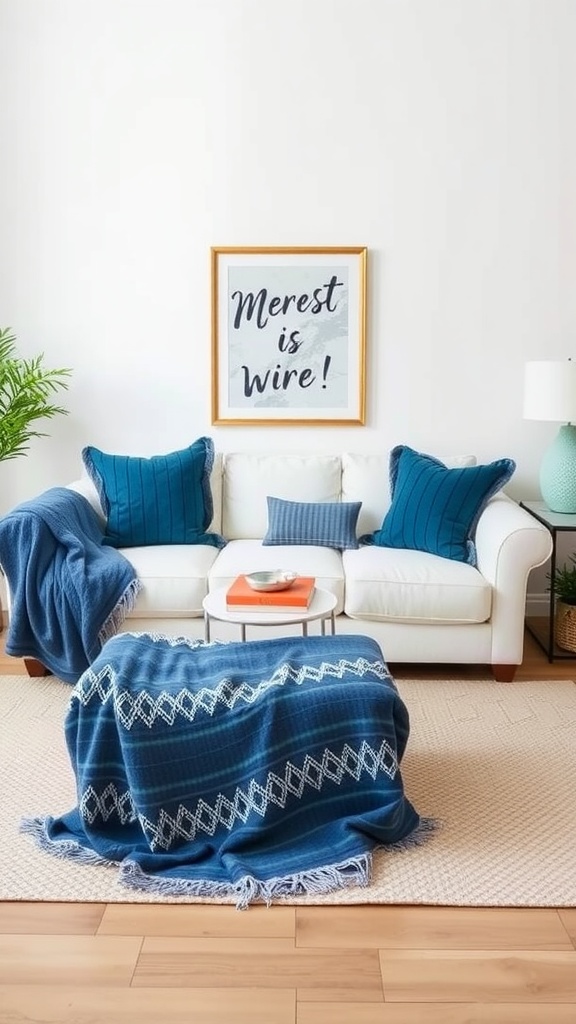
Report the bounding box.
[362,445,516,565]
[263,496,362,550]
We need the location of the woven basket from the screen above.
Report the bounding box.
[555,600,576,652]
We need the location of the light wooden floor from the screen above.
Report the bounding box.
[1,624,575,1023]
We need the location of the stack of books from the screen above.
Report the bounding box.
[226,575,316,612]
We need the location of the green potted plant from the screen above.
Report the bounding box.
[0,326,71,461]
[0,326,71,632]
[547,554,576,652]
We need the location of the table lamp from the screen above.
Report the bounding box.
[523,360,576,513]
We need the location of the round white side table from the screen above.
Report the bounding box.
[202,587,338,642]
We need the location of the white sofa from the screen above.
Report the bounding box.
[46,449,552,682]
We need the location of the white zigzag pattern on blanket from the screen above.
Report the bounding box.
[79,740,399,850]
[80,782,137,826]
[71,657,390,729]
[122,631,220,649]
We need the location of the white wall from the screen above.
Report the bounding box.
[1,0,575,601]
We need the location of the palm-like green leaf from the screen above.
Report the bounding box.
[546,554,576,605]
[0,327,72,461]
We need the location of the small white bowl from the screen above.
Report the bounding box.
[245,570,298,592]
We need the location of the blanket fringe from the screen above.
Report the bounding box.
[98,578,143,646]
[385,816,441,852]
[20,817,116,868]
[20,817,439,910]
[120,861,233,901]
[120,853,373,910]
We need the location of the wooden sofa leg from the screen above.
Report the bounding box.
[492,664,517,683]
[24,658,52,678]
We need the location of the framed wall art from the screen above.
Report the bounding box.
[211,246,367,425]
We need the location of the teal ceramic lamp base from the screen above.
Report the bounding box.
[540,424,576,513]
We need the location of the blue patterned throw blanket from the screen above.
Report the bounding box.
[22,631,434,907]
[0,487,141,683]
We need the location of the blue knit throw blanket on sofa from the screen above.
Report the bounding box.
[0,487,140,683]
[22,631,434,907]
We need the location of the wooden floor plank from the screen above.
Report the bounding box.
[0,985,295,1023]
[558,909,576,946]
[133,939,382,995]
[0,934,143,986]
[296,985,384,1004]
[297,1004,576,1024]
[0,900,106,934]
[99,902,295,937]
[296,906,573,949]
[137,935,296,953]
[378,949,576,1002]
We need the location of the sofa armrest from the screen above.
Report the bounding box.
[3,478,106,622]
[474,494,553,665]
[3,475,105,618]
[67,476,106,524]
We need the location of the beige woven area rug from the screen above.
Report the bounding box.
[1,673,576,907]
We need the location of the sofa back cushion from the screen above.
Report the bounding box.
[341,452,477,536]
[68,473,107,523]
[222,453,342,540]
[208,453,223,534]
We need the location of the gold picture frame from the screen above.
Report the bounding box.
[211,246,367,425]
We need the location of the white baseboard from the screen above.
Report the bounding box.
[525,592,552,617]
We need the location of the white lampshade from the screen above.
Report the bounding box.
[524,360,576,422]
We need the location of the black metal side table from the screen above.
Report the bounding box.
[520,500,576,662]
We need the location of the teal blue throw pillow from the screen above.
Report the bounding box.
[361,446,516,565]
[82,437,225,549]
[263,496,362,550]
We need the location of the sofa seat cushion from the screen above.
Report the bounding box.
[121,544,221,618]
[342,547,491,624]
[208,539,345,613]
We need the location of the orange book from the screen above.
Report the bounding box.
[226,575,315,611]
